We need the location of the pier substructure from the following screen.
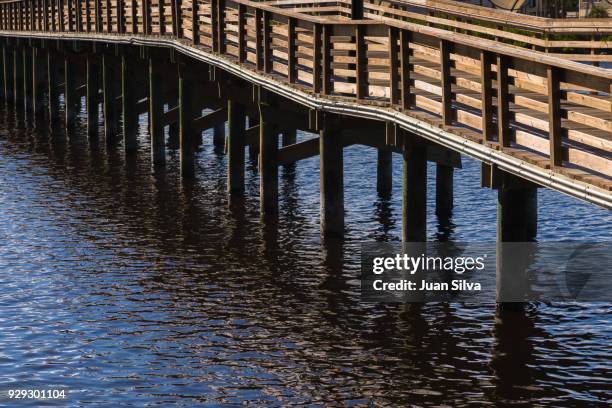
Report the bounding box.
[121,53,137,154]
[282,128,297,146]
[402,136,427,243]
[3,45,13,102]
[259,105,279,215]
[149,58,165,166]
[86,55,100,138]
[213,121,225,152]
[64,52,78,129]
[178,63,196,178]
[248,115,259,162]
[320,115,344,237]
[23,48,32,114]
[13,47,23,106]
[377,148,392,196]
[32,48,46,121]
[47,51,59,122]
[102,53,118,146]
[436,164,454,219]
[227,99,246,195]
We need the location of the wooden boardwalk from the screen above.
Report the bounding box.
[0,0,609,240]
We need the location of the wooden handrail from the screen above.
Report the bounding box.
[0,0,610,187]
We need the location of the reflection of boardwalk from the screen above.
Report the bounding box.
[0,0,609,245]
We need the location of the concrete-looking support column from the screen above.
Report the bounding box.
[259,106,278,215]
[121,53,137,154]
[320,118,344,237]
[64,54,77,129]
[178,63,195,178]
[377,148,392,196]
[149,58,165,166]
[213,121,225,152]
[227,99,246,195]
[23,48,33,114]
[435,164,454,219]
[86,55,99,138]
[102,53,118,146]
[47,51,59,123]
[496,184,538,307]
[402,140,427,242]
[14,48,23,106]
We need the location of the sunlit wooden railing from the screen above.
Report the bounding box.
[0,0,610,188]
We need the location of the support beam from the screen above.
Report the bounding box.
[121,53,137,153]
[278,137,319,166]
[149,58,165,166]
[86,55,99,138]
[178,63,195,177]
[377,148,392,196]
[64,53,77,129]
[102,53,118,146]
[402,137,427,243]
[435,164,453,219]
[227,99,246,195]
[320,116,344,237]
[259,105,278,215]
[47,51,59,122]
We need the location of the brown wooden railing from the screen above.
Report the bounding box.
[0,0,610,188]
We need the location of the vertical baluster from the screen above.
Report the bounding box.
[217,0,225,53]
[158,0,165,34]
[440,39,452,125]
[547,66,562,167]
[171,0,181,36]
[388,26,399,105]
[263,10,271,72]
[355,24,365,99]
[312,23,321,92]
[480,50,494,141]
[237,4,245,62]
[211,0,218,51]
[117,0,124,33]
[105,0,111,32]
[400,30,411,110]
[322,24,331,95]
[255,9,262,70]
[287,17,295,83]
[496,55,510,148]
[130,0,136,33]
[191,0,198,44]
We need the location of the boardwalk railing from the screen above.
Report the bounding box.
[0,0,610,189]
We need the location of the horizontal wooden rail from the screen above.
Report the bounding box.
[0,0,610,189]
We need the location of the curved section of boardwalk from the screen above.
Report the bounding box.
[0,0,610,209]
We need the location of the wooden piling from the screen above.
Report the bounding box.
[497,185,538,242]
[402,139,427,242]
[259,106,278,215]
[121,52,137,153]
[3,45,13,102]
[13,47,23,106]
[64,53,77,129]
[320,116,344,237]
[102,53,118,146]
[227,99,246,195]
[32,48,46,120]
[435,164,453,219]
[377,148,392,196]
[47,50,59,122]
[282,128,296,146]
[23,47,33,114]
[248,114,259,162]
[86,55,99,138]
[178,63,195,177]
[149,58,165,165]
[213,121,226,152]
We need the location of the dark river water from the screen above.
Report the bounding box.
[0,101,610,407]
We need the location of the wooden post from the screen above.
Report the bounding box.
[121,52,137,153]
[64,53,77,129]
[287,17,295,83]
[86,55,100,138]
[213,121,226,152]
[402,137,427,243]
[435,163,453,219]
[23,48,34,114]
[32,48,46,120]
[547,66,562,167]
[47,50,59,122]
[400,30,411,111]
[388,27,399,105]
[440,40,452,126]
[178,63,195,177]
[263,10,271,73]
[13,47,24,106]
[0,42,4,102]
[106,0,112,32]
[497,55,510,148]
[312,23,321,92]
[171,0,181,36]
[497,185,537,243]
[237,5,246,62]
[355,25,366,99]
[480,50,494,141]
[255,9,263,70]
[351,0,363,19]
[149,58,165,165]
[157,0,165,35]
[3,45,12,103]
[248,115,259,162]
[320,115,344,237]
[227,99,246,194]
[102,53,118,145]
[282,128,296,146]
[191,0,199,44]
[259,105,278,215]
[322,24,331,94]
[217,0,225,53]
[377,148,392,196]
